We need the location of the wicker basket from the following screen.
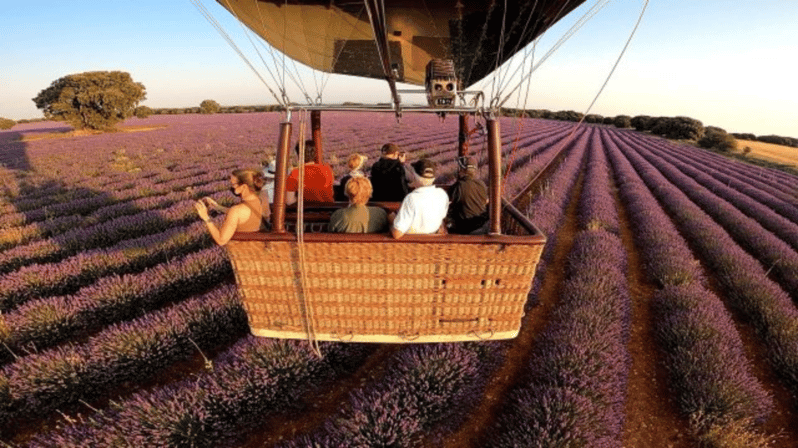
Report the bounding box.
[226,204,545,343]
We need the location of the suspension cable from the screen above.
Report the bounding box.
[489,0,510,104]
[510,0,650,206]
[496,0,612,108]
[472,0,574,100]
[580,0,649,117]
[191,0,285,106]
[220,0,293,100]
[493,2,537,99]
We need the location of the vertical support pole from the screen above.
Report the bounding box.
[458,113,470,157]
[487,117,502,235]
[272,121,292,233]
[311,110,323,163]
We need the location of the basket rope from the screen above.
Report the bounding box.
[296,112,322,358]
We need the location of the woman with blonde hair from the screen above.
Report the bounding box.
[329,176,388,233]
[334,153,368,201]
[194,168,269,246]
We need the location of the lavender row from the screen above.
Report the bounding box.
[278,342,501,448]
[600,131,702,287]
[320,117,577,199]
[0,165,212,220]
[617,131,798,251]
[0,163,231,230]
[488,136,631,446]
[613,133,798,299]
[3,174,227,247]
[0,191,225,275]
[0,284,248,431]
[577,130,619,233]
[2,189,192,250]
[489,230,631,447]
[613,132,798,398]
[423,123,577,190]
[501,124,585,199]
[16,115,280,177]
[0,127,256,224]
[645,132,798,204]
[621,131,798,224]
[28,338,373,448]
[0,219,216,312]
[606,132,773,441]
[523,127,592,301]
[0,246,232,364]
[319,113,567,169]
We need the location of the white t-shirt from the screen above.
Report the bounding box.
[393,185,449,234]
[261,182,274,203]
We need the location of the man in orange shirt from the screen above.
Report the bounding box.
[286,139,335,204]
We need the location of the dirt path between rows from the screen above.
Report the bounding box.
[699,250,798,446]
[436,161,587,447]
[243,344,402,448]
[614,174,694,448]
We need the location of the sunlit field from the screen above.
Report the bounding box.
[737,139,798,169]
[1,112,798,447]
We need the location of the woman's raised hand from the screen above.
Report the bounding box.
[194,200,210,222]
[201,196,221,211]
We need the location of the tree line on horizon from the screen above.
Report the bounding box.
[2,70,795,150]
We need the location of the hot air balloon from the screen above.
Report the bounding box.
[215,0,586,108]
[205,0,590,344]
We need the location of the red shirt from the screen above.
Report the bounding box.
[286,163,335,202]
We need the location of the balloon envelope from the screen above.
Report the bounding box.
[216,0,586,87]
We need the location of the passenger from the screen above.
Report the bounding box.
[261,157,276,204]
[370,143,413,202]
[334,153,368,202]
[448,156,489,234]
[286,139,335,204]
[390,158,449,239]
[194,169,268,246]
[329,177,388,233]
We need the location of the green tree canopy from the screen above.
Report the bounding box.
[200,99,221,114]
[32,71,146,130]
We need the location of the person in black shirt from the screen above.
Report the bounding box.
[448,156,489,234]
[369,143,412,202]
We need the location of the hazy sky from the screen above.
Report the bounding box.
[2,0,796,137]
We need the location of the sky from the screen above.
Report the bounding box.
[2,0,796,138]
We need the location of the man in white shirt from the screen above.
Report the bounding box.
[390,158,449,239]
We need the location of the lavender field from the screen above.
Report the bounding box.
[1,112,798,447]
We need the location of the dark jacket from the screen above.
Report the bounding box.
[370,157,409,202]
[448,173,489,234]
[334,174,353,202]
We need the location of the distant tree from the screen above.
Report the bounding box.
[602,116,615,125]
[631,115,654,132]
[525,109,544,119]
[134,105,154,119]
[584,114,604,124]
[0,117,15,130]
[732,133,756,141]
[200,99,221,114]
[652,116,704,140]
[698,126,738,152]
[757,135,798,148]
[552,110,584,122]
[613,115,632,128]
[32,71,146,130]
